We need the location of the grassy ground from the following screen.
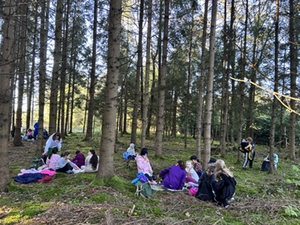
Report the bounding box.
[1,133,300,225]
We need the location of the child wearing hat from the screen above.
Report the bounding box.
[126,143,136,160]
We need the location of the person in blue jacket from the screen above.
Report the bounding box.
[34,121,39,139]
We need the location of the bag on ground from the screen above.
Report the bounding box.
[30,156,44,169]
[135,181,152,198]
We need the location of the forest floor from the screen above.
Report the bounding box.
[1,133,300,225]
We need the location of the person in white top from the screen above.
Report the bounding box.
[185,160,199,185]
[43,133,62,155]
[81,149,99,173]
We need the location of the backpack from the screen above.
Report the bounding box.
[261,161,270,171]
[135,181,152,198]
[123,151,130,159]
[238,139,249,153]
[30,156,45,170]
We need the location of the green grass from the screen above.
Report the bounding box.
[1,133,300,224]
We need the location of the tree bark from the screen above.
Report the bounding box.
[141,0,152,148]
[220,0,228,155]
[36,0,50,154]
[203,0,218,167]
[155,0,170,156]
[0,0,14,191]
[84,0,98,141]
[97,0,122,178]
[196,0,209,161]
[49,0,63,134]
[288,0,296,160]
[269,0,280,174]
[237,0,248,162]
[131,0,144,145]
[14,0,28,147]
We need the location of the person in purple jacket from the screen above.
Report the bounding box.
[71,150,85,168]
[158,160,186,190]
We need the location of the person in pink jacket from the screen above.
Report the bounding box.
[46,147,60,170]
[135,148,156,182]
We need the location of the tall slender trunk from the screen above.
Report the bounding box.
[288,0,296,160]
[220,0,228,155]
[49,0,63,134]
[60,0,70,138]
[155,0,169,156]
[84,0,98,140]
[141,0,152,148]
[131,0,144,144]
[184,13,194,149]
[203,0,218,167]
[196,0,208,162]
[26,5,38,130]
[269,0,279,174]
[237,0,248,161]
[36,0,50,154]
[14,0,28,146]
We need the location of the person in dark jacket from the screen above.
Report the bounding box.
[71,150,85,168]
[158,160,186,190]
[196,166,216,201]
[213,159,236,209]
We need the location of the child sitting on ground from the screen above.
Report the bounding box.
[158,160,186,190]
[213,159,236,209]
[71,150,85,168]
[81,149,99,172]
[46,147,60,171]
[185,160,199,187]
[190,155,203,177]
[195,166,216,201]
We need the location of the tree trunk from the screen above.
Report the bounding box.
[184,12,194,149]
[84,0,98,141]
[14,0,28,147]
[26,5,38,130]
[269,0,279,174]
[59,0,70,138]
[220,0,228,155]
[288,0,296,160]
[237,0,248,162]
[36,0,50,155]
[97,0,122,179]
[131,0,144,145]
[141,0,152,148]
[49,0,63,135]
[203,0,218,167]
[146,52,157,137]
[196,0,209,161]
[228,0,236,144]
[155,0,170,156]
[0,0,14,191]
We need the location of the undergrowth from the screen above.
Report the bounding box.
[1,133,300,224]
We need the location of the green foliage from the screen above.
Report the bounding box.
[7,182,27,193]
[89,193,113,203]
[3,133,300,224]
[283,205,300,218]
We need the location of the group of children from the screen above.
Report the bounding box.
[43,149,99,174]
[40,132,99,174]
[125,143,236,209]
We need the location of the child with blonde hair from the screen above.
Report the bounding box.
[185,160,199,186]
[213,159,236,209]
